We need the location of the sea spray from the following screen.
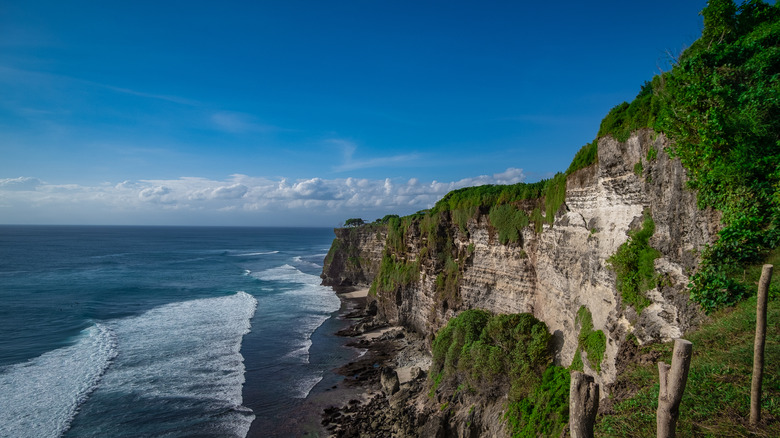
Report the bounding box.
[64,292,257,438]
[0,324,117,438]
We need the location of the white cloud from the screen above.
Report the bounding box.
[211,184,248,200]
[0,177,43,191]
[0,169,526,225]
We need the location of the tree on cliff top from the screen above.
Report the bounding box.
[344,218,365,227]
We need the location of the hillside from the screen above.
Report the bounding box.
[320,1,780,436]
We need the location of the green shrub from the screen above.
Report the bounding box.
[431,309,492,376]
[646,1,779,311]
[435,255,461,304]
[633,161,643,176]
[430,310,564,436]
[646,146,658,161]
[566,140,598,175]
[505,366,570,438]
[544,173,567,225]
[597,78,663,142]
[488,204,528,244]
[452,206,477,235]
[370,253,419,297]
[431,173,567,232]
[607,210,659,312]
[575,306,607,372]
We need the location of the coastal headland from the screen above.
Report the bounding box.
[315,3,780,435]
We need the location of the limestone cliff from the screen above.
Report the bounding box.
[321,225,387,290]
[322,130,719,392]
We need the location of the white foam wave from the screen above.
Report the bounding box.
[252,264,317,284]
[229,251,279,257]
[291,256,321,269]
[0,324,118,438]
[283,342,313,364]
[62,292,258,437]
[106,291,256,406]
[294,374,323,399]
[253,265,340,375]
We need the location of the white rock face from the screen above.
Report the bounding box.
[323,130,720,391]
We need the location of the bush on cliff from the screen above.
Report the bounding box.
[658,1,780,312]
[574,306,606,372]
[607,209,659,313]
[488,203,528,244]
[430,309,568,436]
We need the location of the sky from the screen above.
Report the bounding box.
[0,0,709,227]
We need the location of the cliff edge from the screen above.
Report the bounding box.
[322,130,720,391]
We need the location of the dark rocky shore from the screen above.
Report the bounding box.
[319,287,436,438]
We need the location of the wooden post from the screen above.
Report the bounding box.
[657,339,692,438]
[751,264,773,426]
[570,371,599,438]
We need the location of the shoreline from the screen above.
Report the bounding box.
[245,285,412,437]
[317,286,432,437]
[243,283,432,437]
[244,286,366,438]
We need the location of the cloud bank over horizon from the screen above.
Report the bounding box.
[0,168,525,226]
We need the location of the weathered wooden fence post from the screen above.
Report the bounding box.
[751,264,773,426]
[657,338,692,438]
[570,371,599,438]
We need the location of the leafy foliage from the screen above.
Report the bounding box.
[451,206,477,236]
[607,210,659,312]
[598,78,664,142]
[430,310,564,434]
[574,306,607,372]
[633,161,643,176]
[375,214,399,224]
[369,253,419,297]
[657,1,780,311]
[435,254,462,305]
[343,218,366,227]
[589,1,780,312]
[369,216,419,297]
[566,140,599,175]
[488,203,529,244]
[505,366,570,438]
[432,172,567,234]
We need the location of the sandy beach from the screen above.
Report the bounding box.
[338,288,369,299]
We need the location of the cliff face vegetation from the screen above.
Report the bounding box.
[324,129,719,383]
[321,1,780,435]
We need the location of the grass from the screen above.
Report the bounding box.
[596,294,780,437]
[740,248,780,299]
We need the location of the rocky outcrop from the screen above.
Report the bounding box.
[321,225,387,289]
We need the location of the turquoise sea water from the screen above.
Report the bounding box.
[0,226,352,437]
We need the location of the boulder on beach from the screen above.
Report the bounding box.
[380,367,400,395]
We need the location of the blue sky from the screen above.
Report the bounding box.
[1,0,707,226]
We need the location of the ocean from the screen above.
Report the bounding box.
[0,226,356,437]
